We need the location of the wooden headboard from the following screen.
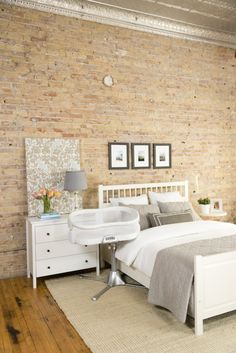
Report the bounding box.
[98,180,189,208]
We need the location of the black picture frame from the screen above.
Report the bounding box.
[108,142,129,169]
[153,143,172,169]
[131,143,151,169]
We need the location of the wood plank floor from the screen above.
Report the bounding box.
[0,276,92,353]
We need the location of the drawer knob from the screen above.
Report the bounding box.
[47,266,51,269]
[85,260,88,263]
[46,232,50,236]
[47,249,51,253]
[85,245,88,247]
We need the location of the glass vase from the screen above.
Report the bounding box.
[43,197,51,214]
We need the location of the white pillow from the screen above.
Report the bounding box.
[148,191,183,204]
[110,194,148,206]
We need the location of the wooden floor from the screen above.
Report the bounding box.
[0,276,91,353]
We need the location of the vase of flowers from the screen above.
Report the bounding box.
[33,188,61,214]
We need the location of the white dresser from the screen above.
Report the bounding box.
[26,215,99,288]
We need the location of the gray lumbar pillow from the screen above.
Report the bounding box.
[119,203,161,231]
[158,201,201,221]
[148,211,194,227]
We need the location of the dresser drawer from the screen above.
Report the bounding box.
[35,223,69,243]
[27,216,100,288]
[36,241,97,260]
[36,252,97,277]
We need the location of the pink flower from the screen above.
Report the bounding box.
[39,188,47,196]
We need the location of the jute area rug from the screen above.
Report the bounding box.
[46,273,236,353]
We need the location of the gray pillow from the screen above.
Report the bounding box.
[119,203,161,230]
[148,211,194,227]
[158,201,201,221]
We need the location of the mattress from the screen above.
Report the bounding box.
[116,220,236,276]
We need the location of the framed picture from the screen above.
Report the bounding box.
[108,142,129,169]
[131,143,151,169]
[153,144,171,169]
[210,198,223,213]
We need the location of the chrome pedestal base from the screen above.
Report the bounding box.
[108,269,125,285]
[91,242,143,301]
[92,269,142,301]
[78,242,143,301]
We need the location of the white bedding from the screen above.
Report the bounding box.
[116,221,236,277]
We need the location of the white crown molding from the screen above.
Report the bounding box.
[2,0,236,49]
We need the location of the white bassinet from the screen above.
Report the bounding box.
[68,206,141,300]
[69,206,140,245]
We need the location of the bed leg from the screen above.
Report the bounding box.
[195,316,203,336]
[194,255,204,335]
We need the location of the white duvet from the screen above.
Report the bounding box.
[115,221,236,277]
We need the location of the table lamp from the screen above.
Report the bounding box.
[64,170,87,209]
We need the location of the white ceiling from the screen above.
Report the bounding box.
[88,0,236,34]
[3,0,236,48]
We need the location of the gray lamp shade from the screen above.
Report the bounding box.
[64,170,87,192]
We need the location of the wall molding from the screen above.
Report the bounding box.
[2,0,236,49]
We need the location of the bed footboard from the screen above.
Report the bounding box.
[194,251,236,335]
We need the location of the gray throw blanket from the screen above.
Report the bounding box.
[148,235,236,323]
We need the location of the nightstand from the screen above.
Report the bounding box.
[200,211,227,220]
[26,215,100,288]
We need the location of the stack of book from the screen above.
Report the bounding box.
[39,212,61,220]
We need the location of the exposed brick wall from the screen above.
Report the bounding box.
[0,3,235,278]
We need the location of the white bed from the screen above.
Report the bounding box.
[98,181,236,335]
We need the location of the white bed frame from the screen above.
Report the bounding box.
[98,180,236,335]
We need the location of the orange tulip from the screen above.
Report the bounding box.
[47,190,54,198]
[54,191,61,198]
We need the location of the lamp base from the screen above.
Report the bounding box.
[74,191,82,209]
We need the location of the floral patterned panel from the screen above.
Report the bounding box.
[25,138,81,216]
